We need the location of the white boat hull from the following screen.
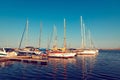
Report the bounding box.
[18,50,42,55]
[77,49,98,55]
[48,52,76,58]
[0,52,17,57]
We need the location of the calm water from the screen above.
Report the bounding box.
[0,50,120,80]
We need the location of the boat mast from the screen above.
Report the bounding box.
[64,18,67,49]
[83,23,86,49]
[47,34,50,49]
[89,30,95,49]
[47,30,53,49]
[81,16,84,49]
[26,19,29,47]
[39,22,42,48]
[53,24,57,49]
[19,19,28,49]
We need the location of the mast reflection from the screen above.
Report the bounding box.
[76,54,98,80]
[48,58,76,80]
[0,61,14,68]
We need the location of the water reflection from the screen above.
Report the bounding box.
[0,61,14,68]
[48,58,76,80]
[1,51,120,80]
[0,55,98,80]
[76,54,98,80]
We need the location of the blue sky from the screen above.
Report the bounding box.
[0,0,120,49]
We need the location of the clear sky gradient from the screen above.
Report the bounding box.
[0,0,120,49]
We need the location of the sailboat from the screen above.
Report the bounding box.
[48,18,76,58]
[18,19,41,55]
[77,16,98,55]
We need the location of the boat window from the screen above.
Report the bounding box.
[4,48,14,52]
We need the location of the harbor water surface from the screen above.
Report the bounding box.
[0,50,120,80]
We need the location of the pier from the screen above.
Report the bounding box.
[0,56,48,65]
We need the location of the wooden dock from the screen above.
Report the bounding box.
[0,56,48,65]
[0,57,9,62]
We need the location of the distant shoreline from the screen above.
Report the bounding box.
[99,49,120,50]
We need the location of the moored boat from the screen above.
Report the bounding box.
[77,16,99,55]
[48,51,76,58]
[0,48,17,57]
[77,49,98,55]
[48,18,76,58]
